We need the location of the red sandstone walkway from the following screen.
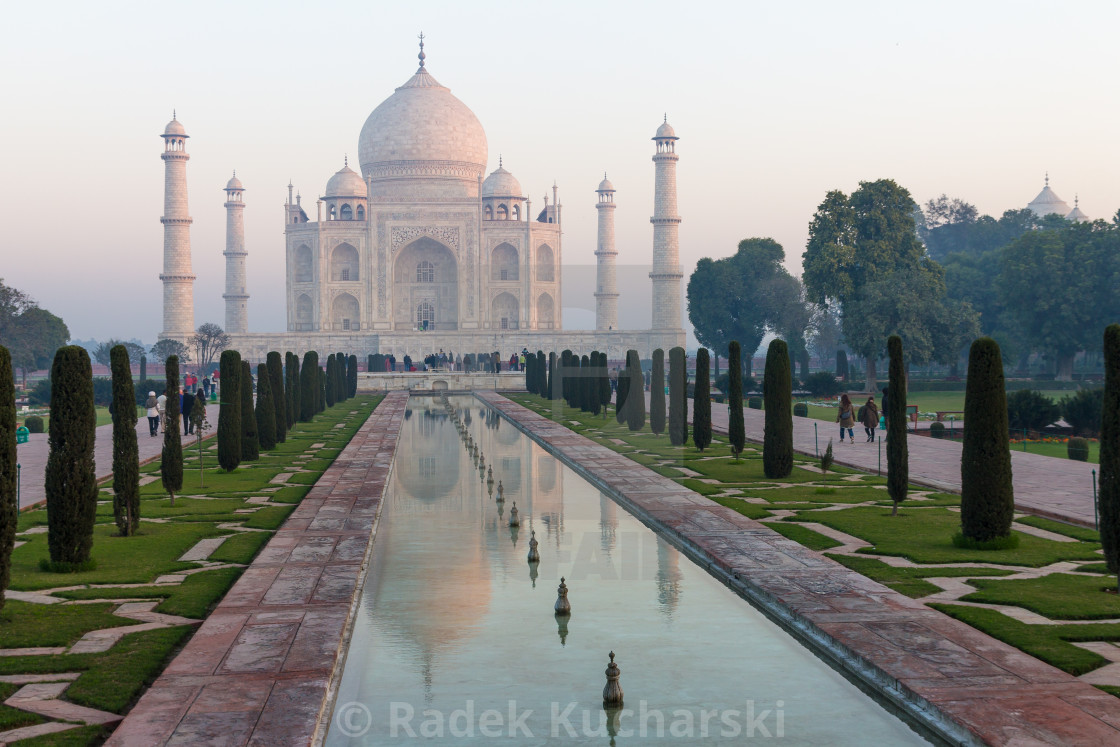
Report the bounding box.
[484,392,1120,746]
[105,392,408,747]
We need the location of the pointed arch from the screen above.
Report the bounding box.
[340,203,353,220]
[491,242,519,281]
[492,292,519,330]
[295,293,313,330]
[331,242,359,281]
[332,292,360,331]
[536,244,555,281]
[537,293,555,329]
[295,245,313,283]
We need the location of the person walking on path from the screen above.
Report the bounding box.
[145,391,160,437]
[182,388,195,436]
[156,391,167,434]
[837,393,856,443]
[859,396,879,443]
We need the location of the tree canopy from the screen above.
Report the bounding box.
[190,323,231,375]
[0,279,69,385]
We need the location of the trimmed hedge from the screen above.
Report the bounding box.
[218,350,242,472]
[762,339,792,478]
[960,338,1014,542]
[669,347,687,446]
[110,345,140,536]
[727,341,745,457]
[0,346,16,609]
[650,349,666,435]
[887,335,908,513]
[24,415,44,433]
[256,363,277,451]
[625,350,645,431]
[693,348,712,451]
[267,352,286,444]
[1101,324,1120,580]
[793,402,808,417]
[161,356,183,504]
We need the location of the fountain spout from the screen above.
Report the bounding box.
[527,529,540,562]
[509,501,520,526]
[603,651,624,708]
[555,577,571,616]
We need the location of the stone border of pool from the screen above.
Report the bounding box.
[479,392,1120,746]
[105,392,408,746]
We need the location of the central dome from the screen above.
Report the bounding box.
[358,64,488,194]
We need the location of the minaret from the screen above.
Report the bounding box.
[223,172,248,334]
[594,173,618,330]
[159,113,196,340]
[650,115,683,331]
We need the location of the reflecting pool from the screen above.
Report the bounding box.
[326,396,929,745]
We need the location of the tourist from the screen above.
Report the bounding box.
[182,388,195,436]
[145,391,160,437]
[836,393,856,444]
[519,351,526,371]
[455,353,462,371]
[202,376,211,398]
[859,396,879,443]
[509,353,518,371]
[157,391,167,433]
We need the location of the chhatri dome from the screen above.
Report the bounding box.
[357,36,487,198]
[1066,195,1089,222]
[225,172,243,191]
[324,158,366,198]
[1027,173,1071,218]
[481,159,523,198]
[163,113,186,137]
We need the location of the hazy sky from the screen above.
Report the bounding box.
[3,0,1117,344]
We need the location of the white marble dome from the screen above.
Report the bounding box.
[597,175,615,192]
[324,163,366,198]
[654,120,677,140]
[225,173,243,190]
[481,165,522,198]
[358,66,488,181]
[163,118,186,137]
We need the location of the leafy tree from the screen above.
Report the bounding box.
[998,221,1120,380]
[625,350,645,431]
[960,338,1014,543]
[45,346,97,568]
[267,352,286,443]
[217,350,242,471]
[8,306,69,388]
[1061,389,1105,437]
[727,341,745,457]
[110,345,140,536]
[886,335,908,514]
[1100,324,1120,588]
[300,351,318,421]
[190,323,231,376]
[650,349,666,435]
[93,339,145,368]
[693,348,712,451]
[150,338,188,364]
[161,356,183,506]
[763,339,793,478]
[803,179,947,391]
[256,363,277,451]
[1005,390,1060,433]
[240,360,258,461]
[669,347,687,446]
[688,238,799,379]
[0,346,16,610]
[0,279,34,343]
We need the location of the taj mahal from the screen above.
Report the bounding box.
[157,39,686,363]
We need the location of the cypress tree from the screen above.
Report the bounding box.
[525,353,535,393]
[589,353,602,416]
[727,341,745,458]
[161,356,183,506]
[836,349,848,381]
[338,353,348,400]
[650,349,666,435]
[349,354,358,397]
[288,352,300,427]
[319,365,326,412]
[615,364,629,425]
[139,354,147,383]
[599,351,612,411]
[1100,324,1120,588]
[300,351,317,421]
[626,349,645,432]
[256,363,277,451]
[561,350,573,403]
[960,337,1014,541]
[887,335,909,514]
[693,348,712,451]
[580,355,593,412]
[110,345,140,536]
[763,338,793,478]
[240,360,259,461]
[267,352,286,444]
[546,352,555,400]
[45,345,97,567]
[669,347,687,446]
[325,355,337,407]
[0,347,17,610]
[536,351,546,395]
[368,354,375,374]
[218,350,242,472]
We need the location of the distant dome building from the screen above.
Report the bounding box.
[1066,196,1089,223]
[1027,173,1071,218]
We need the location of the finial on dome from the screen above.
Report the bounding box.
[173,109,177,120]
[604,171,608,180]
[499,154,503,168]
[232,169,236,178]
[1075,194,1079,207]
[344,154,348,167]
[417,32,426,68]
[1045,171,1049,187]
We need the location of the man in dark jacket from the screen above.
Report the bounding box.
[182,388,195,435]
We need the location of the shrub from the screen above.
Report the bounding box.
[649,349,666,435]
[0,347,15,610]
[762,339,792,478]
[669,347,687,446]
[161,356,183,505]
[793,403,808,417]
[110,345,140,536]
[693,349,712,451]
[45,346,98,568]
[887,335,908,514]
[1006,389,1060,433]
[218,350,242,471]
[1061,389,1104,437]
[820,439,834,473]
[802,371,843,397]
[625,350,645,432]
[929,421,946,439]
[747,397,762,409]
[1067,437,1090,462]
[24,415,44,433]
[960,338,1014,543]
[727,341,745,457]
[1101,324,1120,583]
[267,352,286,444]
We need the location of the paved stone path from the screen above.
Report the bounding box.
[105,392,407,747]
[484,392,1120,746]
[15,418,212,510]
